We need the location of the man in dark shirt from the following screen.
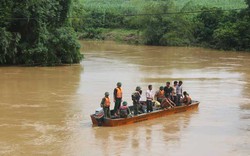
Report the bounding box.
[164,81,173,98]
[131,86,142,115]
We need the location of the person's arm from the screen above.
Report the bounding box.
[100,98,105,107]
[169,97,176,107]
[137,91,142,101]
[139,90,142,95]
[171,87,175,95]
[166,98,174,107]
[151,91,154,100]
[113,88,117,102]
[127,107,131,115]
[170,87,174,99]
[163,87,167,97]
[181,87,183,97]
[154,91,158,100]
[188,96,191,104]
[146,91,149,100]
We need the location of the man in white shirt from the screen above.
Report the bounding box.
[176,81,183,106]
[172,81,178,104]
[146,85,154,112]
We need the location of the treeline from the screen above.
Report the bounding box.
[0,0,83,66]
[72,0,250,51]
[0,0,249,66]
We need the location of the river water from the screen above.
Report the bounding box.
[0,41,249,156]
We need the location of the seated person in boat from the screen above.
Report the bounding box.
[181,91,192,105]
[100,92,111,118]
[119,101,131,118]
[131,86,142,115]
[155,86,165,103]
[161,97,176,109]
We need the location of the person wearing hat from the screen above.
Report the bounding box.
[113,82,123,116]
[131,86,142,115]
[100,92,111,118]
[155,86,165,103]
[119,101,131,118]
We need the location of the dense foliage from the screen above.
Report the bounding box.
[0,0,83,66]
[1,0,249,60]
[194,7,250,50]
[72,0,249,51]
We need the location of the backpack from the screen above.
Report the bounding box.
[120,108,128,118]
[131,92,139,101]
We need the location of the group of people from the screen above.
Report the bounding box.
[100,81,192,118]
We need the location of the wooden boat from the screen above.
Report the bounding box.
[90,100,199,127]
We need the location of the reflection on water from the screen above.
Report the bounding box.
[0,40,250,155]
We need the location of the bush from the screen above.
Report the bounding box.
[49,27,83,64]
[0,28,20,64]
[194,5,250,51]
[0,0,83,66]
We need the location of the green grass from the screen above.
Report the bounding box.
[80,0,247,11]
[175,0,246,10]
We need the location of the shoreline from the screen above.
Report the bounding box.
[77,29,250,52]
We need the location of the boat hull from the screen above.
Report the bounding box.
[90,101,199,127]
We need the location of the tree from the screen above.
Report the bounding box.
[212,22,239,50]
[246,0,250,9]
[0,0,83,66]
[193,8,224,45]
[137,1,173,45]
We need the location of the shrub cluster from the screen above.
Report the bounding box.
[73,0,249,51]
[0,0,83,66]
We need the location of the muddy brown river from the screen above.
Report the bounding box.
[0,41,249,156]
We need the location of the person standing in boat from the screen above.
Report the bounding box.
[113,82,123,116]
[176,81,183,106]
[155,86,165,103]
[100,92,111,118]
[164,82,173,99]
[131,86,142,116]
[119,101,131,118]
[146,85,154,113]
[172,81,178,104]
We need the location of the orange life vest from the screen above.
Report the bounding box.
[116,87,122,98]
[157,90,165,98]
[104,97,111,107]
